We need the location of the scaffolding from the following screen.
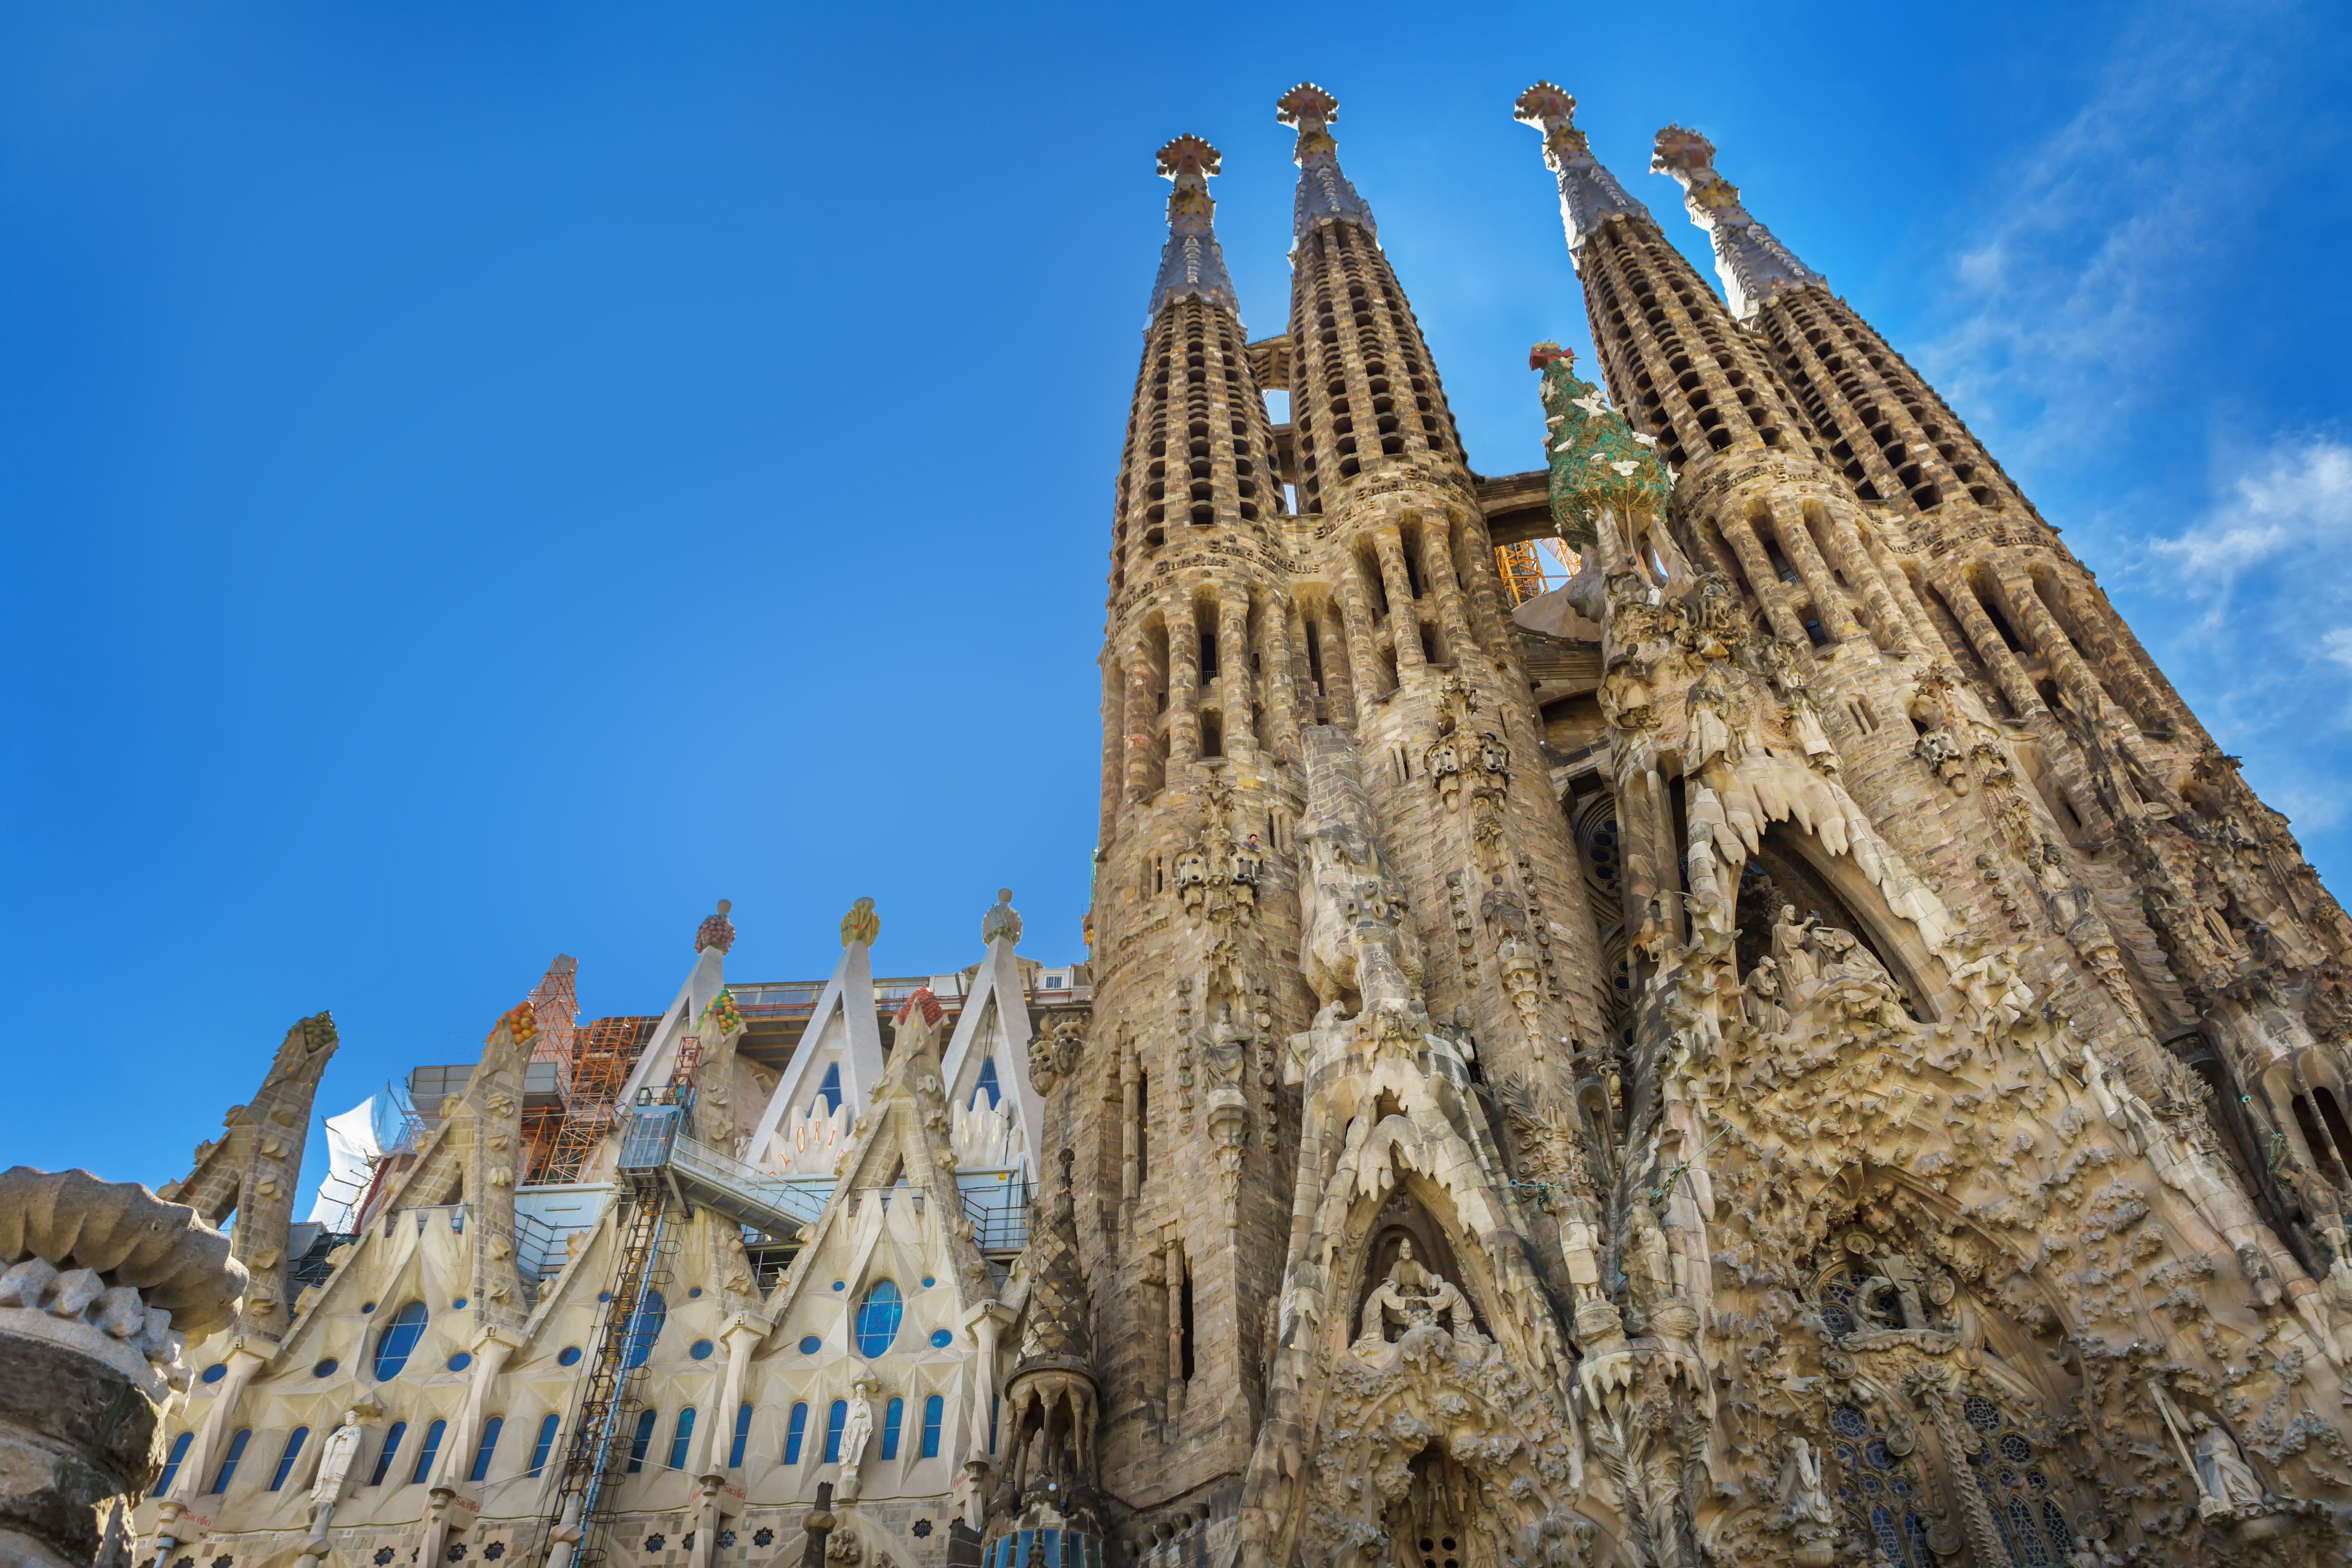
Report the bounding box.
[529,1016,659,1186]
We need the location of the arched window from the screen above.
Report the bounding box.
[667,1408,697,1471]
[1827,1403,1934,1568]
[410,1419,447,1485]
[729,1403,753,1469]
[783,1402,809,1465]
[622,1290,667,1369]
[880,1398,904,1461]
[369,1422,407,1486]
[920,1395,944,1458]
[823,1400,848,1464]
[1962,1394,2076,1568]
[856,1280,903,1358]
[528,1414,560,1477]
[816,1063,843,1115]
[270,1427,310,1491]
[971,1056,1001,1111]
[372,1301,429,1380]
[208,1429,252,1494]
[157,1431,194,1494]
[467,1416,503,1483]
[626,1409,658,1473]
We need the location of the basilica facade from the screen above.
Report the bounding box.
[15,75,2352,1568]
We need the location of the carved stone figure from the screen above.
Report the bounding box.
[309,1412,364,1507]
[1769,905,1819,990]
[1355,1240,1476,1346]
[2188,1412,2266,1517]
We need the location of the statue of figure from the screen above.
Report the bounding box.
[2188,1411,2265,1516]
[1743,957,1791,1037]
[841,1377,878,1471]
[1950,938,2033,1034]
[1201,1002,1251,1087]
[1355,1239,1477,1345]
[1770,905,1819,990]
[1684,663,1738,771]
[1233,833,1264,892]
[1779,1437,1835,1527]
[309,1411,365,1508]
[1622,1198,1676,1303]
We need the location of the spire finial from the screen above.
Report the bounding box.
[1277,82,1375,239]
[1650,125,1822,319]
[1147,133,1241,322]
[1514,82,1650,260]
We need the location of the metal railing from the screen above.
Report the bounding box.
[959,1168,1030,1256]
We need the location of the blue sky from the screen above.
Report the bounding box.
[4,3,2347,1200]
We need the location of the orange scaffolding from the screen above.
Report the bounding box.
[1494,538,1586,607]
[527,1014,659,1185]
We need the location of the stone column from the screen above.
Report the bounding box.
[1162,1237,1187,1429]
[1167,595,1203,767]
[962,1301,1016,1469]
[1712,514,1808,643]
[0,1168,243,1568]
[1929,566,2045,719]
[1760,501,1859,641]
[1373,528,1426,673]
[1100,655,1125,846]
[1124,644,1159,803]
[2004,575,2118,721]
[418,1327,523,1566]
[1260,595,1303,763]
[1219,590,1258,762]
[686,1317,765,1568]
[1412,511,1478,660]
[1334,560,1387,707]
[1814,503,1909,652]
[1318,602,1358,731]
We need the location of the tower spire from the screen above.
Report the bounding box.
[1513,82,1649,262]
[1276,83,1376,240]
[1148,134,1241,322]
[1650,125,1823,319]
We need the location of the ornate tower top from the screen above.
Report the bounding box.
[1650,124,1823,319]
[839,896,879,949]
[1514,82,1649,257]
[694,898,735,954]
[1277,82,1376,239]
[980,887,1023,946]
[1148,134,1241,322]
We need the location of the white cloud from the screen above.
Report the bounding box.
[2324,627,2352,672]
[2154,436,2352,609]
[1919,5,2295,462]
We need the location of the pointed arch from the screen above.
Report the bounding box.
[747,936,886,1174]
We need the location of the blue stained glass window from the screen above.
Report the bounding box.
[784,1403,809,1465]
[411,1419,447,1485]
[989,1393,999,1453]
[528,1414,560,1476]
[730,1403,753,1469]
[800,1335,822,1354]
[270,1427,310,1491]
[823,1400,848,1463]
[668,1409,697,1472]
[626,1409,657,1473]
[209,1429,252,1494]
[623,1291,667,1369]
[880,1398,903,1461]
[369,1422,407,1486]
[468,1416,503,1483]
[200,1362,227,1384]
[817,1063,843,1115]
[557,1346,582,1367]
[373,1301,429,1380]
[1830,1406,1869,1439]
[313,1359,338,1378]
[447,1351,472,1372]
[856,1280,903,1358]
[971,1057,1001,1111]
[920,1395,944,1458]
[157,1432,193,1495]
[931,1329,954,1348]
[689,1339,715,1361]
[1042,1528,1062,1568]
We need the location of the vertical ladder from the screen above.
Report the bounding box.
[533,1184,677,1568]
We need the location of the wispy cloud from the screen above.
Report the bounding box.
[2153,436,2352,623]
[1920,5,2295,462]
[2144,434,2352,829]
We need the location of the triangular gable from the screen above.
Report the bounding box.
[745,934,885,1174]
[761,994,997,1340]
[617,940,728,1104]
[938,931,1044,1183]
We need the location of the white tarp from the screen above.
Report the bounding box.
[307,1098,382,1228]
